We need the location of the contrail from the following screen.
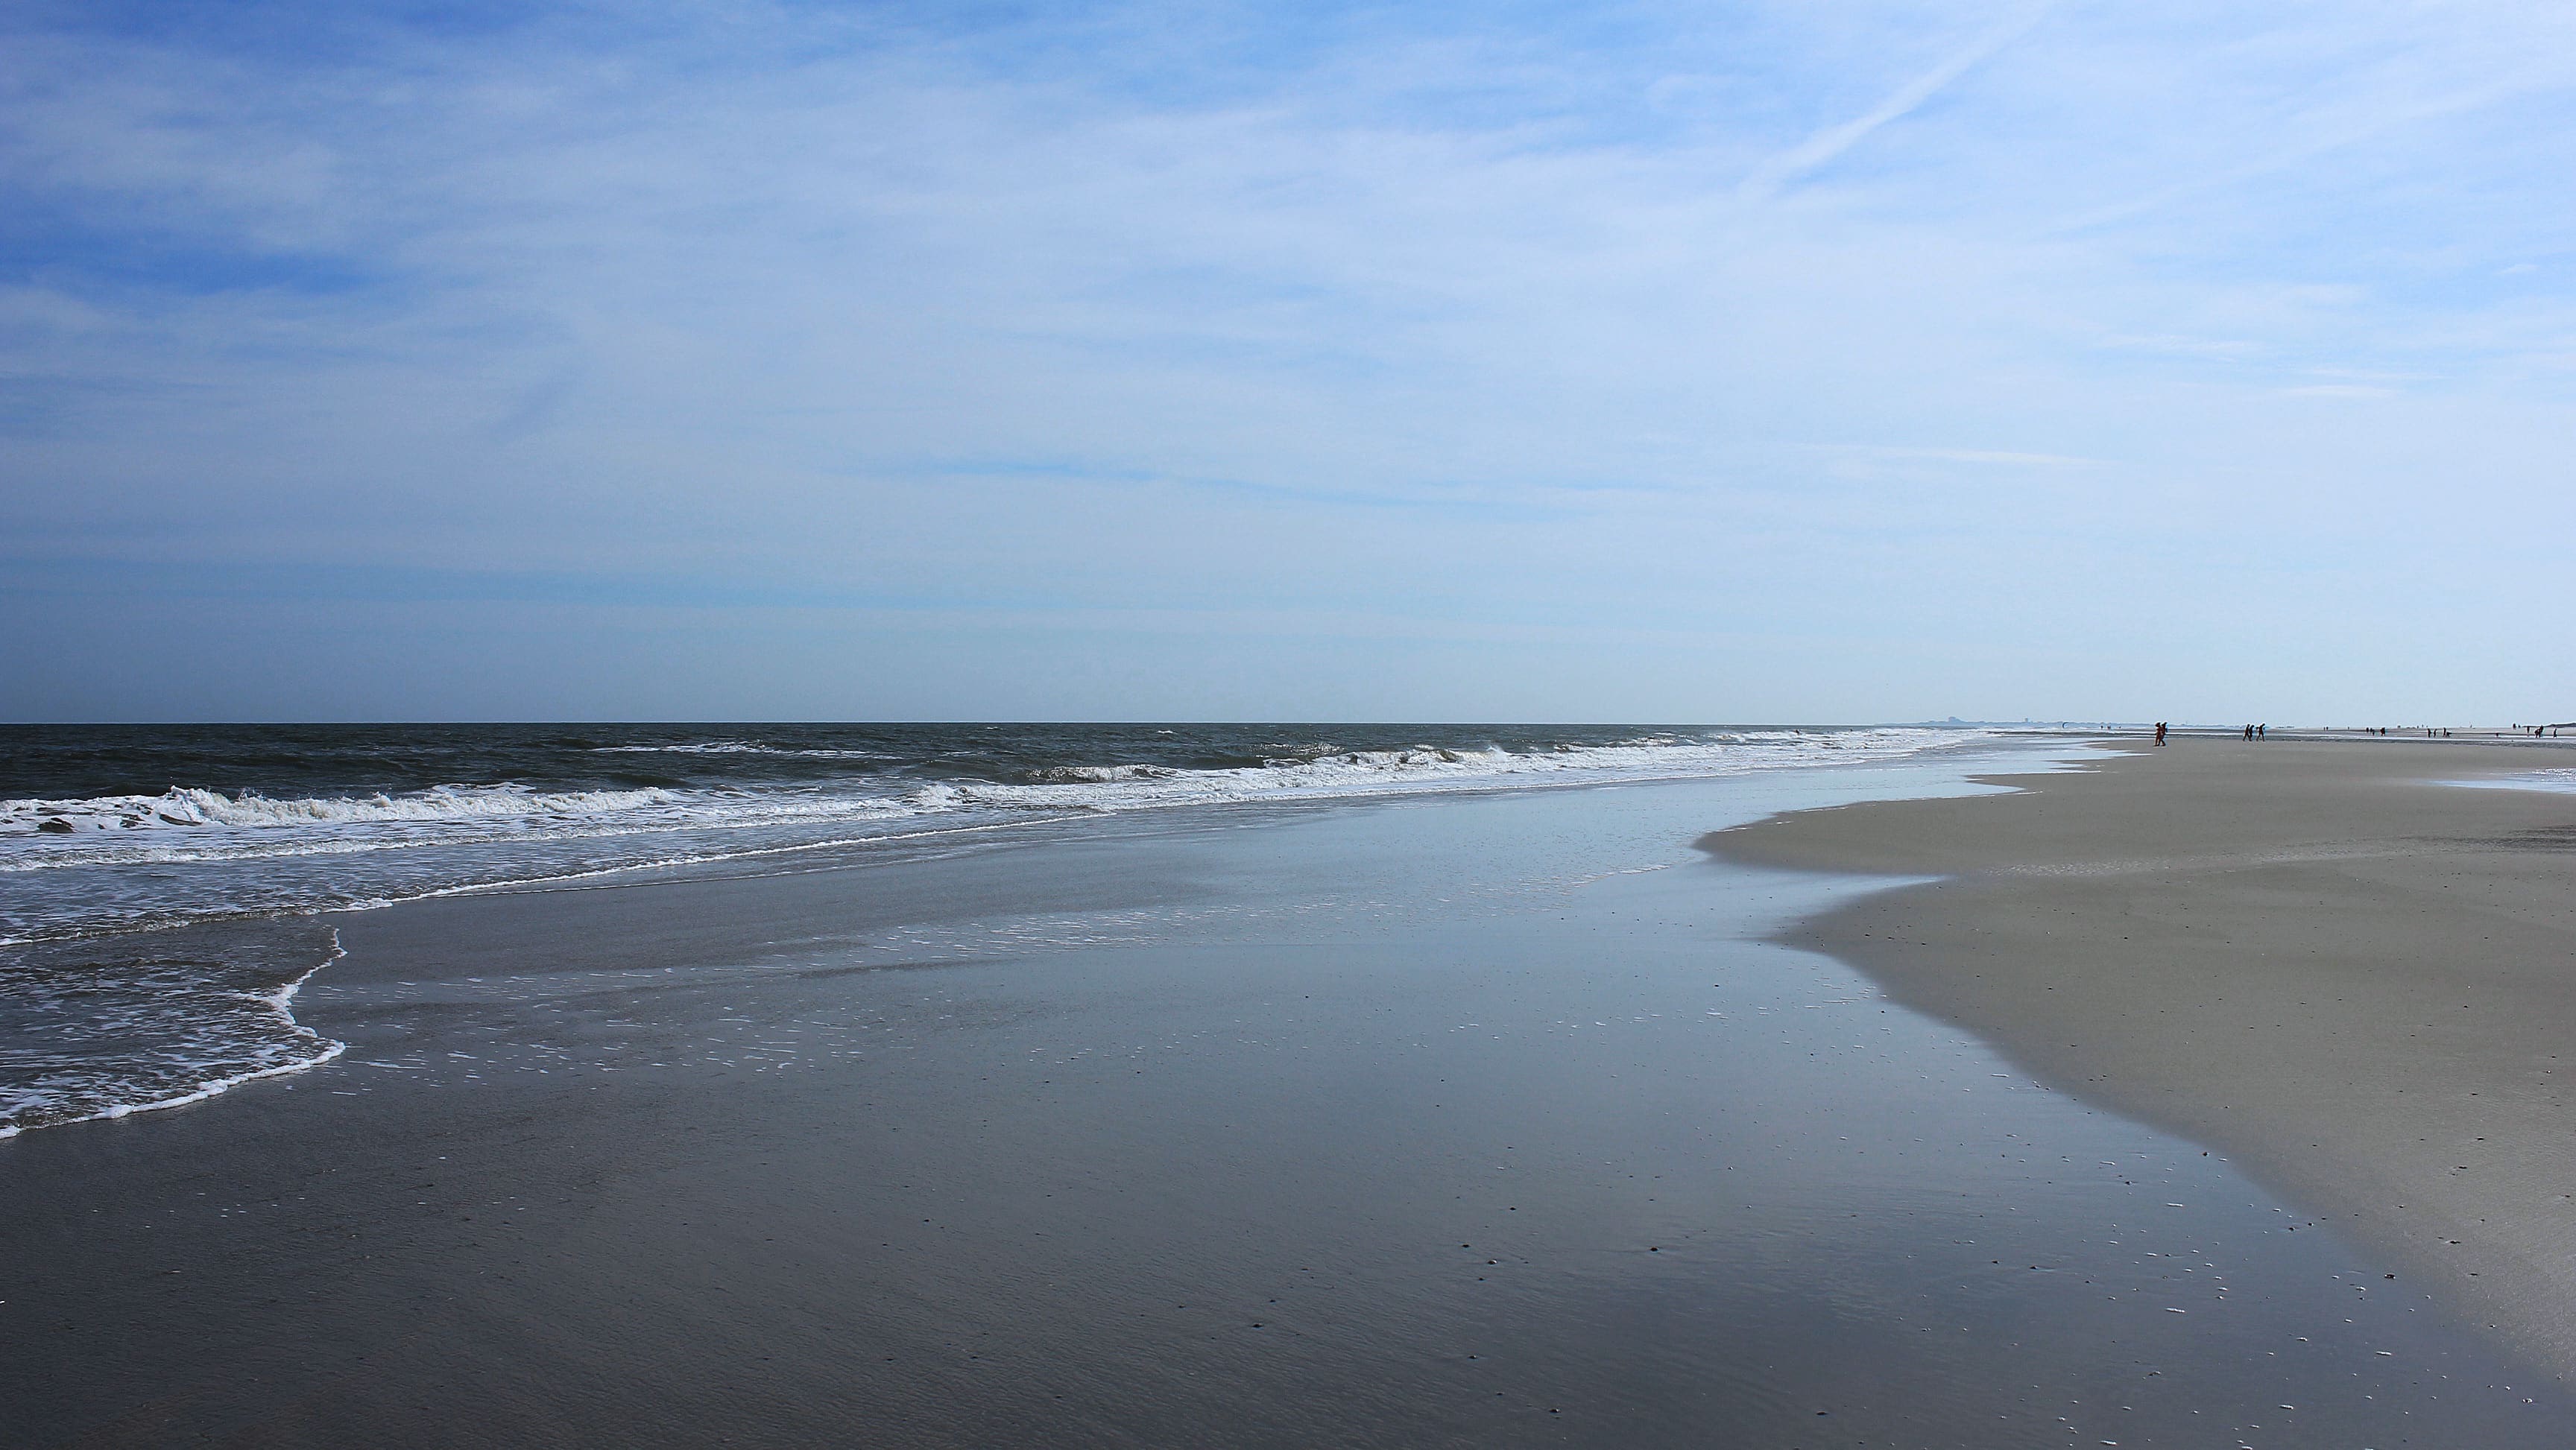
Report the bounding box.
[1740,1,2056,200]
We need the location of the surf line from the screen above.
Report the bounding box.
[1,931,350,1140]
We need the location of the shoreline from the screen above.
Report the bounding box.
[11,752,2576,1445]
[1703,735,2576,1377]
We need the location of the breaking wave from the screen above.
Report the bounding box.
[6,783,684,836]
[7,731,1979,868]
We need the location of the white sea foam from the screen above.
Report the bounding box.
[88,942,348,1124]
[904,729,1980,814]
[2446,767,2576,794]
[3,782,689,835]
[590,741,893,759]
[0,923,347,1136]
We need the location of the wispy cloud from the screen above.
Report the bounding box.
[1737,1,2056,200]
[2099,334,2260,360]
[2056,69,2576,236]
[1811,444,2103,469]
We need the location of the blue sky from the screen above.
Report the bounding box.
[4,0,2572,722]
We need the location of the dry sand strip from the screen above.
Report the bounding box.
[1704,738,2576,1378]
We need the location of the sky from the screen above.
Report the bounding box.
[4,0,2572,724]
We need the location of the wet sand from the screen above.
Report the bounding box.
[7,757,2573,1446]
[1706,736,2576,1378]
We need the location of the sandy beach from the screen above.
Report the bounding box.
[8,747,2575,1446]
[1708,736,2576,1378]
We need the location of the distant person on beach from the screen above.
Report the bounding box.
[2243,724,2254,741]
[2154,722,2167,746]
[2258,724,2267,739]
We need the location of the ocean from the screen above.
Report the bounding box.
[1,722,1989,1135]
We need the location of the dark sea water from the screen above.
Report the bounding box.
[0,723,1989,1134]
